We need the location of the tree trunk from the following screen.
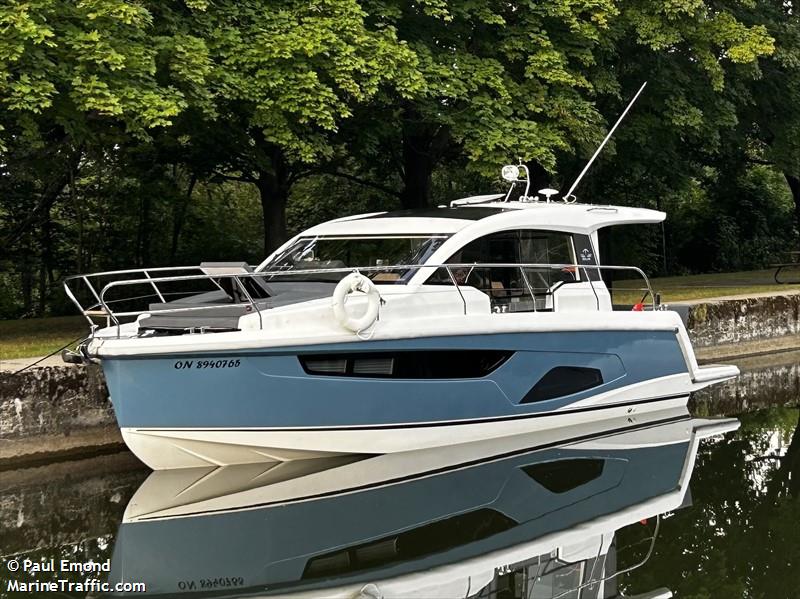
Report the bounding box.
[525,161,551,196]
[21,235,33,315]
[137,194,151,266]
[256,175,289,257]
[399,109,450,210]
[37,262,47,316]
[70,163,83,273]
[785,410,800,498]
[400,130,434,209]
[170,174,197,262]
[786,173,800,234]
[37,206,53,316]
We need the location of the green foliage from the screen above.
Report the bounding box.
[0,271,22,319]
[177,0,422,163]
[360,0,621,177]
[0,0,186,140]
[176,181,264,265]
[0,0,797,317]
[287,174,401,237]
[666,166,795,273]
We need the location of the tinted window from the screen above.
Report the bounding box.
[300,350,512,378]
[261,235,449,283]
[521,366,604,403]
[426,230,577,311]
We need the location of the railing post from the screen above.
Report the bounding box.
[98,287,121,338]
[518,266,537,312]
[445,266,467,315]
[82,275,112,328]
[143,270,166,303]
[63,280,96,329]
[583,265,600,310]
[545,515,661,599]
[233,276,263,330]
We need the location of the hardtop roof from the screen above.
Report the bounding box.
[300,202,665,237]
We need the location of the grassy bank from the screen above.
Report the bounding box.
[0,316,88,361]
[613,268,800,303]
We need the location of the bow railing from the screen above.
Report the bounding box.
[64,263,655,338]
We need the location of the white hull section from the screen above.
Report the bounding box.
[127,412,742,520]
[123,394,690,471]
[89,307,688,358]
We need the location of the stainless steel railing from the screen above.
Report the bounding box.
[64,262,655,338]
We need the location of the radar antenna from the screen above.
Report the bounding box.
[562,81,648,203]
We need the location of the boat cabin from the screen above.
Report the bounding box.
[257,200,665,314]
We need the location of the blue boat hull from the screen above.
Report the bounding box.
[104,331,688,430]
[99,330,700,469]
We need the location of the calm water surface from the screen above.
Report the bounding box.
[1,351,799,598]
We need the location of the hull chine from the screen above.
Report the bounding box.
[122,396,689,470]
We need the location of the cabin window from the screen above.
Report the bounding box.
[426,229,578,311]
[300,350,512,378]
[521,366,604,403]
[259,235,450,283]
[518,230,579,292]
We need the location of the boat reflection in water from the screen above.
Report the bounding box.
[106,409,738,598]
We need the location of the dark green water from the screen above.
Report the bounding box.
[620,406,800,598]
[2,351,799,598]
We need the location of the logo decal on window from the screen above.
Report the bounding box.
[580,248,593,262]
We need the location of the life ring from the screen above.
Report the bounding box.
[332,272,381,332]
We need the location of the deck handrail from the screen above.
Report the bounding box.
[64,262,654,337]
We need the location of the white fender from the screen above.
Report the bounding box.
[332,273,381,332]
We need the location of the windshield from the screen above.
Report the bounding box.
[258,235,450,283]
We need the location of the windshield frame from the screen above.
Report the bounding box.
[256,234,452,284]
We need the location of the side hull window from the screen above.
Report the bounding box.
[521,366,604,403]
[300,350,513,378]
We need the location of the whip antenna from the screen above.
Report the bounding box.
[563,81,647,203]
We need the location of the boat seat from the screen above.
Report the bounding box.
[490,281,508,298]
[372,272,401,282]
[137,281,337,334]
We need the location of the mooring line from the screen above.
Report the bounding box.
[10,335,86,375]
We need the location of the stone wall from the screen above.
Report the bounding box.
[0,362,121,466]
[680,291,800,360]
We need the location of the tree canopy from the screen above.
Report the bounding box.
[0,0,797,317]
